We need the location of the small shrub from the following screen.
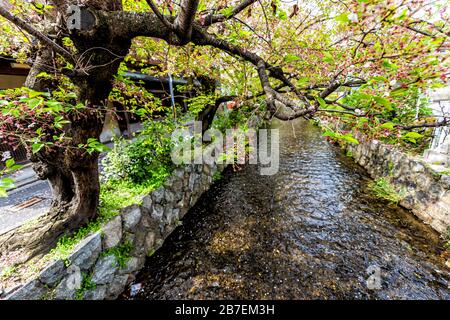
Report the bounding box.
[101,117,175,184]
[368,177,405,204]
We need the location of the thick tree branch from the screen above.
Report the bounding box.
[174,0,200,42]
[145,0,175,31]
[0,6,73,61]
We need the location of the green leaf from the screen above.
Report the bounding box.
[379,122,396,130]
[335,13,350,23]
[390,87,408,97]
[374,96,392,109]
[5,158,15,168]
[28,90,44,98]
[296,77,309,86]
[342,133,359,145]
[322,130,338,138]
[382,59,399,70]
[284,54,300,63]
[0,188,7,198]
[316,97,327,108]
[46,100,63,109]
[32,143,44,154]
[219,7,234,18]
[277,10,287,20]
[404,132,423,139]
[323,52,334,64]
[27,98,44,109]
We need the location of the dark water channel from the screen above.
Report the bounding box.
[123,119,449,300]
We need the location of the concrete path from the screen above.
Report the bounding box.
[0,180,51,235]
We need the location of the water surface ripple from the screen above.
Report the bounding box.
[124,119,449,300]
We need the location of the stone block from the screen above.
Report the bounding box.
[122,206,142,232]
[102,215,122,250]
[39,259,66,288]
[91,255,118,285]
[6,279,45,300]
[68,232,102,271]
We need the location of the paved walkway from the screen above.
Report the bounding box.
[0,180,51,235]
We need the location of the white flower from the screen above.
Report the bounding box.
[2,151,11,162]
[348,13,359,22]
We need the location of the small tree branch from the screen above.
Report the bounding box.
[202,0,258,26]
[397,119,450,130]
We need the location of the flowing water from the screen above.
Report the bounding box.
[123,119,449,300]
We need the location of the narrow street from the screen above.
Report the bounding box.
[0,180,51,235]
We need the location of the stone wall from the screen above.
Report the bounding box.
[345,136,450,234]
[1,162,224,300]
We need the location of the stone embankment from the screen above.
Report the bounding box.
[1,162,224,300]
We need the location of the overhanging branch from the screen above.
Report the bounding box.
[0,6,73,62]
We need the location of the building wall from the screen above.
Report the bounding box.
[0,74,27,89]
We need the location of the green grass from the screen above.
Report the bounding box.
[101,241,133,269]
[212,171,222,181]
[368,177,404,204]
[44,172,169,265]
[74,273,96,300]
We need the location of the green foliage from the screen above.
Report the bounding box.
[368,177,405,204]
[212,171,222,181]
[0,158,23,197]
[146,249,156,257]
[0,265,17,281]
[110,66,166,118]
[74,273,96,300]
[46,219,105,266]
[101,117,175,184]
[99,178,165,218]
[322,129,359,145]
[324,85,434,154]
[101,241,133,269]
[78,139,110,155]
[46,175,166,264]
[212,103,263,132]
[186,94,216,115]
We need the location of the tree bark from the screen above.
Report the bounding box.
[0,3,132,266]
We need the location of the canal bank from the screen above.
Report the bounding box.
[318,118,450,234]
[124,119,449,300]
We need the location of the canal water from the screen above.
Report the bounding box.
[123,119,449,300]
